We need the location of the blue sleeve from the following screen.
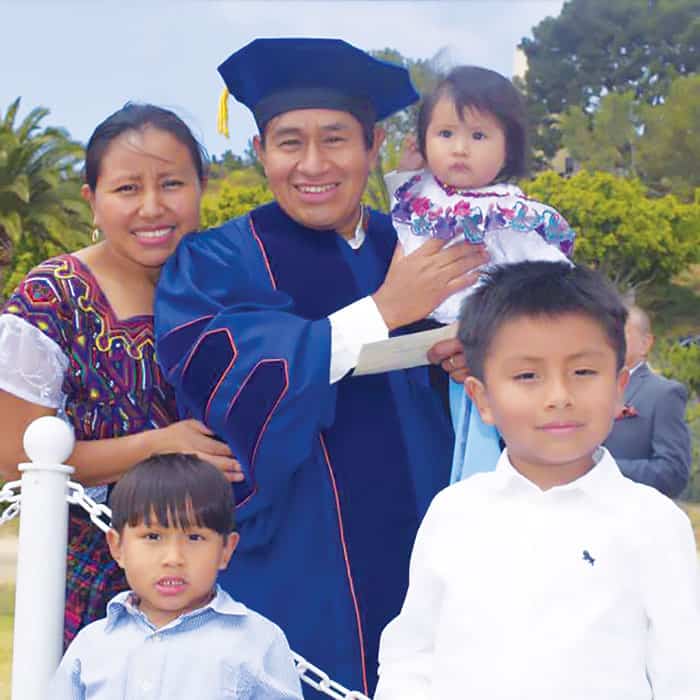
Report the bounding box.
[615,382,691,498]
[155,219,337,543]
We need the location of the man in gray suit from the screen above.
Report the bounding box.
[605,305,692,498]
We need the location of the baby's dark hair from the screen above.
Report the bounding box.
[458,261,628,381]
[417,65,528,181]
[84,102,209,190]
[109,453,235,536]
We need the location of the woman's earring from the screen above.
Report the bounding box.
[91,228,101,243]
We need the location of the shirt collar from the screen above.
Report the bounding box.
[105,584,248,632]
[628,360,646,375]
[343,204,367,250]
[492,447,622,500]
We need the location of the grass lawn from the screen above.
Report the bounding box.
[0,583,13,700]
[0,615,11,700]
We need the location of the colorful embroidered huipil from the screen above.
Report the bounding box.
[1,254,177,646]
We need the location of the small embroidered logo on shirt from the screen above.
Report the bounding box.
[582,550,595,566]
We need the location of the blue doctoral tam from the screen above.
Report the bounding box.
[218,38,419,131]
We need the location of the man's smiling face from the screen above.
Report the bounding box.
[254,108,383,239]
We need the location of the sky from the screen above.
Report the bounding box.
[2,0,565,158]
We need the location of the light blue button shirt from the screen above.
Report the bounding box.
[50,585,303,699]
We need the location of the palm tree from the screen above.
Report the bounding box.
[0,98,90,294]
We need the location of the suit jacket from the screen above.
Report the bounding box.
[604,362,691,498]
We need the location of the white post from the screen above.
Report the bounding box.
[11,416,75,700]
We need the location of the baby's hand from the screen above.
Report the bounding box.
[397,135,424,172]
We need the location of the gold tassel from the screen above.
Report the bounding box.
[217,87,230,138]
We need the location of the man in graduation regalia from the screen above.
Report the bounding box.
[155,38,487,698]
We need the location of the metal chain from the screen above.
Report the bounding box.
[293,653,371,700]
[0,480,21,527]
[66,481,112,533]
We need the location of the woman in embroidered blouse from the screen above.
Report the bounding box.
[0,103,241,646]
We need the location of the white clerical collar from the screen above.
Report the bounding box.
[628,361,646,375]
[343,206,367,250]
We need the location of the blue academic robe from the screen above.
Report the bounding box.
[155,203,453,697]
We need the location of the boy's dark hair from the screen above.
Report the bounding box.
[417,65,528,181]
[109,453,235,536]
[458,261,628,381]
[84,102,209,190]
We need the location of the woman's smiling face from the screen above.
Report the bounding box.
[83,126,203,273]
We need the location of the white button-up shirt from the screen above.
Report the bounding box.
[375,448,700,700]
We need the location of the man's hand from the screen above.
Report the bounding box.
[372,240,488,331]
[428,337,469,383]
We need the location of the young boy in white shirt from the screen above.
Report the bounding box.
[375,260,700,700]
[50,453,303,699]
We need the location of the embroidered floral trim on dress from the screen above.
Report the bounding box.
[1,254,177,442]
[390,173,575,254]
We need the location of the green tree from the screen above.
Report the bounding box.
[209,149,244,180]
[521,170,700,290]
[2,236,64,298]
[654,341,700,398]
[0,98,90,294]
[683,402,700,502]
[365,48,444,212]
[241,137,265,179]
[636,74,700,200]
[200,179,273,228]
[520,0,700,158]
[653,340,700,502]
[560,91,642,176]
[218,149,243,171]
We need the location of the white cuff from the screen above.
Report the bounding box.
[328,296,388,383]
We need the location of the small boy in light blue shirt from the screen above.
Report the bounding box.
[51,453,303,699]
